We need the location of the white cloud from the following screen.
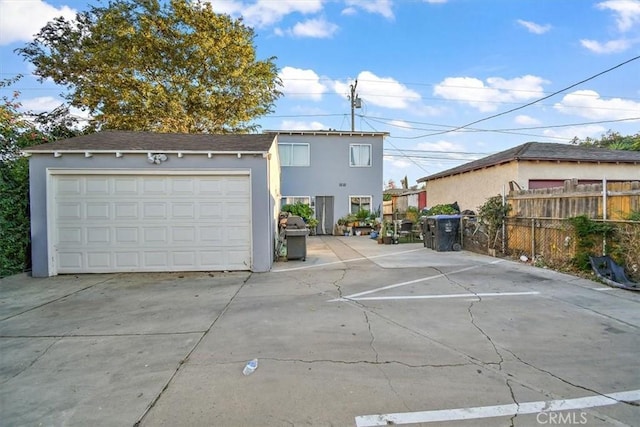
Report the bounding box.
[344,0,394,19]
[516,19,551,34]
[279,67,327,101]
[581,1,640,54]
[416,140,464,152]
[0,0,76,46]
[206,0,323,28]
[388,119,413,131]
[280,120,326,130]
[433,75,548,112]
[414,141,477,161]
[20,96,63,112]
[580,38,632,53]
[514,115,541,125]
[334,71,421,109]
[543,125,607,140]
[597,0,640,31]
[290,18,339,38]
[553,89,640,120]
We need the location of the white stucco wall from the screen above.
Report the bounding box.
[515,162,640,188]
[424,160,640,213]
[425,162,517,212]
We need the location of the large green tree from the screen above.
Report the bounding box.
[17,0,282,133]
[572,130,640,151]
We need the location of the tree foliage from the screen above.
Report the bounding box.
[17,0,282,133]
[1,77,90,277]
[571,130,640,151]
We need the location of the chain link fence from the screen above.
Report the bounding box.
[461,216,640,282]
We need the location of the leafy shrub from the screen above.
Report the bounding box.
[281,202,314,221]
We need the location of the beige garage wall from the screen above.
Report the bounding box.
[517,162,640,186]
[425,162,517,212]
[425,160,640,213]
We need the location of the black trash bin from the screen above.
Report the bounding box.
[284,216,309,260]
[421,216,435,249]
[426,214,461,251]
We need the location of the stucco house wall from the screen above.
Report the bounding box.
[420,143,640,213]
[274,131,386,224]
[425,162,518,212]
[425,160,640,212]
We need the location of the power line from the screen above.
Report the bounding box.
[412,55,640,138]
[363,114,640,140]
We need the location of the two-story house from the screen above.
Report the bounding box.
[271,131,387,235]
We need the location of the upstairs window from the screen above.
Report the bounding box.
[350,144,371,167]
[279,143,310,167]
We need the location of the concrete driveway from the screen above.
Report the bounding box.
[1,236,639,426]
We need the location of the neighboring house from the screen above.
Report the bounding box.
[24,131,281,277]
[382,188,427,220]
[271,130,387,235]
[417,142,640,212]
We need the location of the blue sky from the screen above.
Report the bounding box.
[1,0,639,187]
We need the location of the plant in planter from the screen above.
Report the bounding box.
[355,208,370,225]
[306,217,319,235]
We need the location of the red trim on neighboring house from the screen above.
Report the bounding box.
[418,190,427,209]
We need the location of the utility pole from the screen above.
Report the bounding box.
[349,80,361,131]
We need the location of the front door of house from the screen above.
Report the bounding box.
[315,196,334,235]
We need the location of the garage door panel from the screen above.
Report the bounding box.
[115,203,138,219]
[56,178,82,194]
[59,228,82,244]
[87,252,111,268]
[172,227,195,242]
[171,203,195,218]
[173,251,196,266]
[171,178,195,193]
[114,178,138,194]
[143,227,167,243]
[53,174,252,273]
[143,178,166,193]
[58,252,83,270]
[143,202,167,219]
[87,203,110,220]
[58,203,81,220]
[143,251,169,267]
[115,252,139,267]
[115,227,138,243]
[199,202,222,219]
[86,177,109,194]
[87,227,110,244]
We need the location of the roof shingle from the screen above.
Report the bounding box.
[418,142,640,182]
[24,130,275,153]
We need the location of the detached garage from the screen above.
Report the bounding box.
[25,131,281,277]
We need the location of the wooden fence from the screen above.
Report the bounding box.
[508,180,640,220]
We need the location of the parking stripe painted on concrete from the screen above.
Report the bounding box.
[355,389,640,426]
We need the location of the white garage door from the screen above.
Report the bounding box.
[50,172,251,274]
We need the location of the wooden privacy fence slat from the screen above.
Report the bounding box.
[508,180,640,220]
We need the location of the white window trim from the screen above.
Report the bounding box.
[349,195,373,214]
[278,143,310,167]
[281,196,311,207]
[349,143,372,167]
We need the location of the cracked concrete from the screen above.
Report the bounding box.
[2,236,639,426]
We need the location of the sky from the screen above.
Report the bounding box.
[1,0,640,187]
